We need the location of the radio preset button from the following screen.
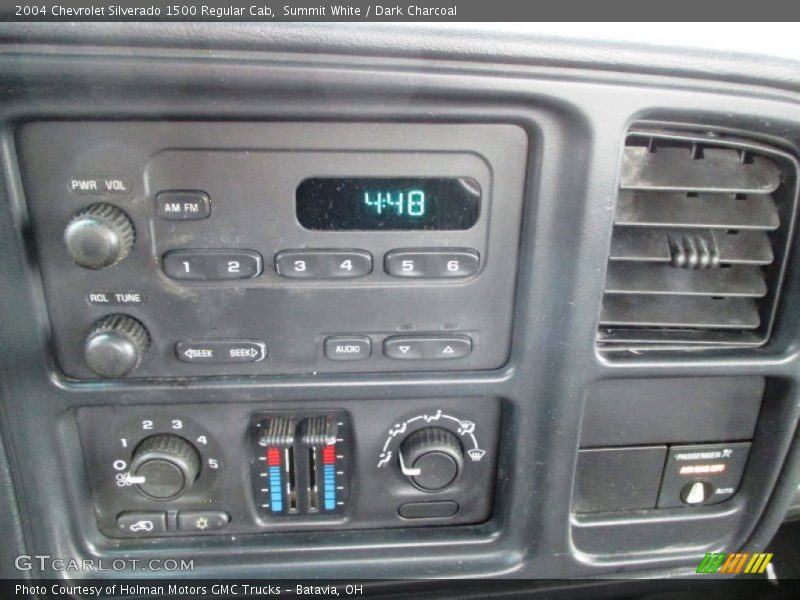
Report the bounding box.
[163,249,262,280]
[156,190,211,220]
[324,336,372,361]
[385,249,480,279]
[384,335,472,360]
[175,340,267,363]
[275,249,372,279]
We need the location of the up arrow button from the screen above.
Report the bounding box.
[433,338,471,359]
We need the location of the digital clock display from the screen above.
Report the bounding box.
[296,177,481,230]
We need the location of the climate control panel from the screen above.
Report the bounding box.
[77,398,500,538]
[19,121,527,379]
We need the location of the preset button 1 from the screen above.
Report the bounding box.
[175,340,267,363]
[275,249,372,279]
[163,249,262,280]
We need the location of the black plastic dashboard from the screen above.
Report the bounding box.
[1,23,800,589]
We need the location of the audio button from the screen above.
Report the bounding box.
[324,336,371,361]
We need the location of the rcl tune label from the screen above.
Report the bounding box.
[88,291,145,306]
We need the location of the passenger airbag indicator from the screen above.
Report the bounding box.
[658,442,750,508]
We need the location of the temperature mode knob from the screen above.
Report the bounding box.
[130,434,201,500]
[399,427,464,492]
[64,203,135,269]
[85,315,150,378]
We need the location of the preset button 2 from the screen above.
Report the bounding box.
[176,340,267,363]
[275,249,372,279]
[163,249,262,280]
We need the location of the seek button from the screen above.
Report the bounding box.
[175,340,267,364]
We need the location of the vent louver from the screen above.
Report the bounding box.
[598,129,799,350]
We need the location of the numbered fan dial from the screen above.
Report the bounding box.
[129,434,201,500]
[111,416,221,502]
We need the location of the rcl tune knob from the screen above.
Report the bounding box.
[64,203,135,269]
[85,315,150,378]
[399,427,464,492]
[130,434,201,500]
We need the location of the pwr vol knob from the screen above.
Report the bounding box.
[84,315,150,378]
[64,203,135,269]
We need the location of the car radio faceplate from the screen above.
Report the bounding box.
[18,122,528,379]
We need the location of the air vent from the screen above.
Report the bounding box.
[598,129,799,350]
